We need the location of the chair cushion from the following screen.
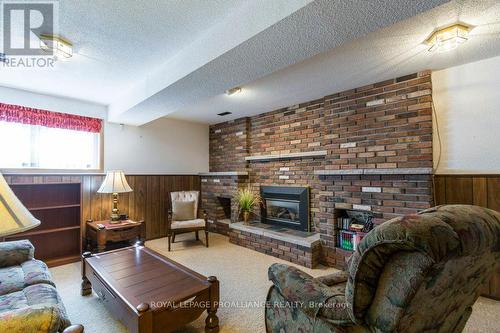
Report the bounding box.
[316,270,349,287]
[266,285,351,332]
[171,191,199,218]
[318,281,352,325]
[172,200,196,221]
[0,283,62,312]
[0,283,71,331]
[0,306,62,333]
[0,240,34,268]
[0,266,24,296]
[0,260,54,296]
[21,260,54,288]
[171,219,205,229]
[267,264,353,326]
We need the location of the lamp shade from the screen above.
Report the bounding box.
[0,173,41,237]
[97,171,133,194]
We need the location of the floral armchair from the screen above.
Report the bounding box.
[266,205,500,333]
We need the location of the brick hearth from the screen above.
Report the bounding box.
[228,222,321,268]
[202,70,434,269]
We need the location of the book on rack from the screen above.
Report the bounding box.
[336,217,352,230]
[337,230,368,251]
[337,215,374,233]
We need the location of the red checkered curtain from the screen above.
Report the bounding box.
[0,102,102,133]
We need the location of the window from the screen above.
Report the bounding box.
[0,121,101,169]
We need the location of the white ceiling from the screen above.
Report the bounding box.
[1,0,499,125]
[109,0,446,124]
[0,0,262,103]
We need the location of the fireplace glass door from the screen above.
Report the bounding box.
[265,199,300,227]
[260,186,309,231]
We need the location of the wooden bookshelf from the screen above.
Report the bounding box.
[333,209,375,268]
[5,183,82,267]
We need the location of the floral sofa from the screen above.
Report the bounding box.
[0,240,83,333]
[266,205,500,333]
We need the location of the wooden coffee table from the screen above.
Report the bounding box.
[81,245,219,333]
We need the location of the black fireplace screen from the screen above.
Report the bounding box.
[266,199,300,225]
[260,186,309,231]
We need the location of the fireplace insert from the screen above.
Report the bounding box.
[260,186,309,231]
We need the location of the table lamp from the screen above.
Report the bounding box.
[97,170,133,223]
[0,172,41,240]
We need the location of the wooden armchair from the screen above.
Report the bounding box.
[167,191,209,251]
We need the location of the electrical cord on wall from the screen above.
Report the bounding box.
[432,100,443,173]
[431,99,443,205]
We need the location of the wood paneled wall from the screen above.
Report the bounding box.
[434,174,500,300]
[434,175,500,211]
[4,174,200,240]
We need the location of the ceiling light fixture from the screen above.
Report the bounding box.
[225,87,242,96]
[40,34,73,58]
[425,23,470,53]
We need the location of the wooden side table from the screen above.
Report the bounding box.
[86,220,145,252]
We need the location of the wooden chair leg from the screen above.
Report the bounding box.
[168,235,171,251]
[205,231,209,248]
[172,233,176,243]
[196,230,199,241]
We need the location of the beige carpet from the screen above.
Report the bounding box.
[50,233,500,333]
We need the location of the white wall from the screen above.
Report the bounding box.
[0,87,209,174]
[104,119,209,174]
[432,55,500,174]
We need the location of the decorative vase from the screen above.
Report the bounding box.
[243,211,250,224]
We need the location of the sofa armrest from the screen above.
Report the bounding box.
[316,270,349,286]
[0,240,34,267]
[0,306,61,333]
[268,263,340,318]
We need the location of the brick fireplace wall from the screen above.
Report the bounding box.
[204,70,434,268]
[201,175,248,223]
[209,117,250,172]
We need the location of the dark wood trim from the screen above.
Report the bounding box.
[28,204,81,211]
[48,254,82,267]
[17,225,80,237]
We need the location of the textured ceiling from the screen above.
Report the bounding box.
[170,0,500,124]
[111,0,448,124]
[0,0,309,104]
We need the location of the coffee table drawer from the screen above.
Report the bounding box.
[88,268,138,333]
